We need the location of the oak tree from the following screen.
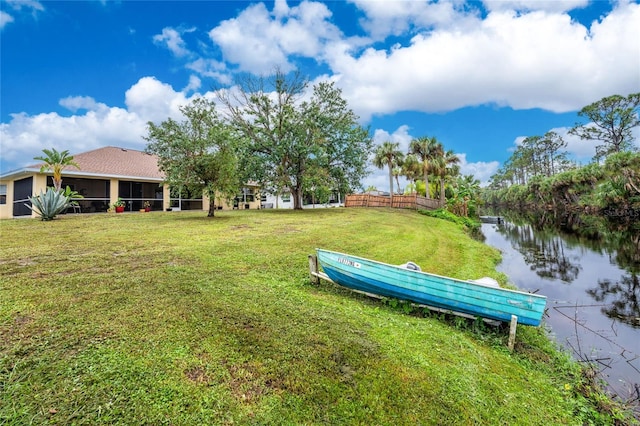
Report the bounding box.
[145,98,239,217]
[218,69,371,209]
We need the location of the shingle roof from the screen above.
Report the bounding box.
[29,146,164,180]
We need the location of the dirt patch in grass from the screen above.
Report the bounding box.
[184,366,210,384]
[221,359,284,404]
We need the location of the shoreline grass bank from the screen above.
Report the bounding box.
[1,208,635,424]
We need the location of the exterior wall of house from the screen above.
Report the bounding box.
[260,191,344,209]
[260,193,294,209]
[0,173,168,219]
[0,179,14,219]
[109,178,120,209]
[33,174,47,194]
[200,186,262,211]
[163,185,170,212]
[31,174,49,218]
[0,173,44,219]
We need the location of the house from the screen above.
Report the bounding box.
[0,146,260,219]
[260,190,344,209]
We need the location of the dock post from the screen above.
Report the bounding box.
[508,315,518,352]
[308,254,319,285]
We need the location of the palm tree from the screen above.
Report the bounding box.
[373,141,404,196]
[452,174,481,216]
[401,154,421,193]
[392,165,404,194]
[433,149,460,205]
[33,148,80,192]
[409,136,443,199]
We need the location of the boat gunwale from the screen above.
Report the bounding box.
[316,248,546,301]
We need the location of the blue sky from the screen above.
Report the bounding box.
[1,0,639,190]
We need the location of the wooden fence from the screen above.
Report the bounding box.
[344,193,442,210]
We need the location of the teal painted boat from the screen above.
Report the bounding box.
[316,249,547,326]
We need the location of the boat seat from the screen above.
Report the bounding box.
[399,261,421,271]
[469,277,500,288]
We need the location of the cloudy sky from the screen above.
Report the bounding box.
[1,0,639,190]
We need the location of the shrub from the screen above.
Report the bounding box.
[26,187,74,220]
[418,208,480,231]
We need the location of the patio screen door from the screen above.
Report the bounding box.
[13,177,33,217]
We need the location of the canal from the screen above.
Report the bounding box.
[480,213,639,401]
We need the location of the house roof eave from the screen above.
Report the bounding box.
[0,168,166,183]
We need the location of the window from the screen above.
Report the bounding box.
[0,184,6,204]
[281,193,291,203]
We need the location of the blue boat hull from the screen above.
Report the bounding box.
[316,249,546,326]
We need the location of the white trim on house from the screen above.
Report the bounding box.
[0,168,164,183]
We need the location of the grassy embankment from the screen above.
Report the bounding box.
[1,208,634,425]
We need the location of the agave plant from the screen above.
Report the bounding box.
[26,187,74,221]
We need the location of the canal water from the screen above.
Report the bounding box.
[480,214,639,400]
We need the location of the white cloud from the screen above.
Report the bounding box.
[551,126,598,162]
[0,77,212,171]
[457,153,499,185]
[124,76,192,124]
[168,0,639,124]
[1,0,43,29]
[209,1,342,73]
[183,75,202,93]
[5,0,44,13]
[349,0,480,40]
[372,125,413,152]
[0,11,15,29]
[186,58,231,85]
[0,108,147,170]
[153,27,194,57]
[482,0,589,13]
[330,2,640,121]
[59,96,105,113]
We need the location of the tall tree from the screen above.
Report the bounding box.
[434,149,460,204]
[539,131,567,176]
[304,81,372,203]
[218,69,370,209]
[401,154,422,193]
[33,148,80,192]
[409,136,442,199]
[144,98,239,217]
[392,165,403,194]
[569,93,640,161]
[373,141,404,196]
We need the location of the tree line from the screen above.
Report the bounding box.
[371,137,481,217]
[484,93,640,216]
[145,70,371,216]
[145,69,481,218]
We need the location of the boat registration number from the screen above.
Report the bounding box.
[338,257,361,268]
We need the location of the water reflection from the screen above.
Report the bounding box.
[588,275,640,328]
[480,211,640,399]
[499,221,582,282]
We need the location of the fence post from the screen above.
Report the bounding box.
[308,254,319,285]
[508,315,518,351]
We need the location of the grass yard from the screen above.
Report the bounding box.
[0,208,633,425]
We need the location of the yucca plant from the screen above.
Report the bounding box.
[26,188,73,221]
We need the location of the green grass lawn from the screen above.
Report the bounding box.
[0,208,633,425]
